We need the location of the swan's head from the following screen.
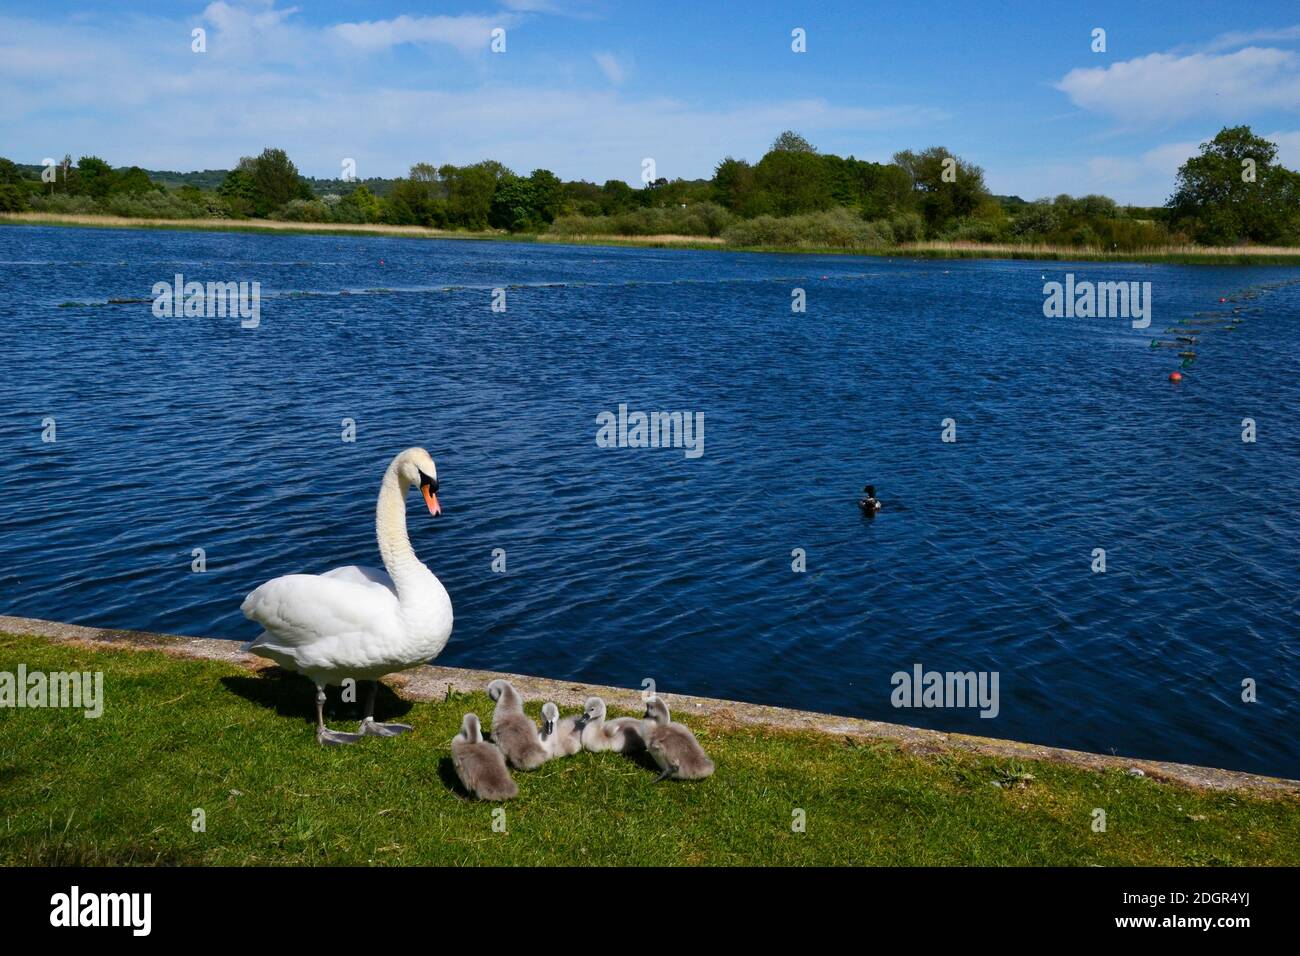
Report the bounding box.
[643,697,670,724]
[458,713,483,745]
[395,447,441,517]
[486,678,512,703]
[580,696,605,727]
[541,701,559,737]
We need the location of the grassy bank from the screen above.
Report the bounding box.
[7,211,1300,265]
[0,211,526,243]
[1,632,1296,866]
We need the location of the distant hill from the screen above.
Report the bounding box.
[142,168,233,190]
[15,163,232,191]
[146,169,399,196]
[302,177,398,197]
[13,162,398,196]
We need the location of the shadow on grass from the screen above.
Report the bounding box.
[20,837,199,867]
[621,746,661,775]
[437,756,471,798]
[220,669,412,726]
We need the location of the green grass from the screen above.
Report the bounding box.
[2,633,1296,866]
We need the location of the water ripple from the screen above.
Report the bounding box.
[1,227,1298,776]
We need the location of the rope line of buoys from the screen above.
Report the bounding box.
[1155,275,1300,382]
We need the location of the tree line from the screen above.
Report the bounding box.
[2,126,1296,248]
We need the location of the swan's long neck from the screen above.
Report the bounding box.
[376,465,427,599]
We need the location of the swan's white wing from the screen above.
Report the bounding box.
[320,565,396,596]
[240,573,404,676]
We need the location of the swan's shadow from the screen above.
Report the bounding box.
[436,757,472,798]
[221,668,413,725]
[620,746,660,774]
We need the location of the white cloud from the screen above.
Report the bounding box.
[199,1,316,64]
[1265,129,1300,169]
[593,52,624,85]
[1083,141,1199,188]
[331,14,507,55]
[1203,25,1300,53]
[203,1,301,39]
[988,141,1201,206]
[1057,47,1300,124]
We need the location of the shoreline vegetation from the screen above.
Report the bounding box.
[7,212,1300,265]
[2,627,1297,866]
[4,125,1299,266]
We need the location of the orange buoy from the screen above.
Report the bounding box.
[1169,371,1183,382]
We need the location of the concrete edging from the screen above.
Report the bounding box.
[2,614,1296,796]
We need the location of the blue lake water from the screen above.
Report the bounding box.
[2,225,1297,778]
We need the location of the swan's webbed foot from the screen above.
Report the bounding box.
[652,766,676,783]
[317,726,365,746]
[359,682,411,737]
[315,686,364,745]
[358,717,413,738]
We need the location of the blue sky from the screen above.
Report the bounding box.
[3,0,1300,203]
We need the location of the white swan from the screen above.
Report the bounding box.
[241,447,453,744]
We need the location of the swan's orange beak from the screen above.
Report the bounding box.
[422,484,441,517]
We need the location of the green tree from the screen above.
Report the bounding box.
[770,130,817,154]
[0,158,25,186]
[712,157,758,214]
[754,148,832,216]
[116,166,156,196]
[336,185,384,223]
[747,130,835,215]
[488,169,567,231]
[0,184,26,212]
[409,162,441,187]
[442,161,508,229]
[389,163,447,226]
[1168,126,1300,244]
[1010,200,1060,239]
[238,148,312,217]
[819,155,914,219]
[74,156,116,200]
[599,179,637,214]
[560,179,603,216]
[892,147,992,232]
[218,167,256,217]
[489,174,535,230]
[384,195,417,226]
[527,169,564,223]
